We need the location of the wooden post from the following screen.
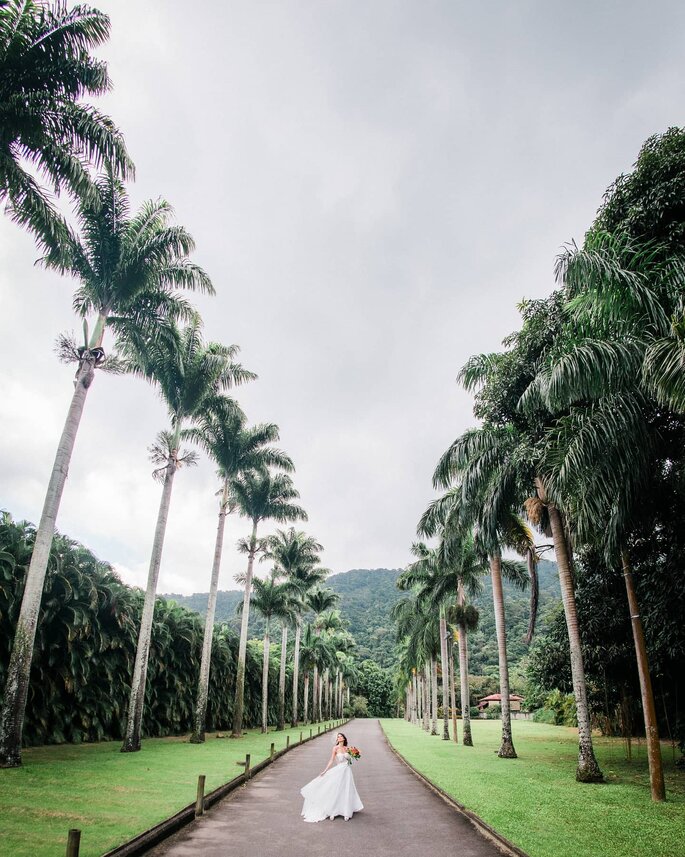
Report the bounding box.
[245,754,251,779]
[66,830,81,857]
[195,775,206,817]
[317,725,320,735]
[300,731,303,744]
[286,735,290,749]
[270,742,275,759]
[309,728,312,738]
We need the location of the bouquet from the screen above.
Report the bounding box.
[347,746,361,764]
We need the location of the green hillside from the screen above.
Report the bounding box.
[164,560,560,675]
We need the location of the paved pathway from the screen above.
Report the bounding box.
[148,720,505,857]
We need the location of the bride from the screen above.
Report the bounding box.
[300,732,363,822]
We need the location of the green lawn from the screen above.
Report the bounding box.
[381,719,685,857]
[0,721,339,857]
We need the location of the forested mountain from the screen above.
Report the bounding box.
[165,560,560,674]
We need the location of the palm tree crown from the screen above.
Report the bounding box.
[0,0,133,244]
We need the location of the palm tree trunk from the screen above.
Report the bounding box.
[291,619,301,727]
[621,547,665,801]
[458,582,473,747]
[232,519,259,737]
[191,481,229,743]
[0,341,103,767]
[422,668,429,730]
[449,640,458,744]
[318,670,323,722]
[313,664,319,722]
[552,505,603,782]
[122,429,180,753]
[412,671,418,725]
[439,609,450,740]
[490,553,516,758]
[277,624,288,731]
[431,658,439,735]
[537,479,603,782]
[261,618,270,733]
[303,672,310,724]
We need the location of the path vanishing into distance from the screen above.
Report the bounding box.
[149,719,508,857]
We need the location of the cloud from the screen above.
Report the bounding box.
[2,0,685,593]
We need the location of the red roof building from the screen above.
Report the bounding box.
[478,693,524,711]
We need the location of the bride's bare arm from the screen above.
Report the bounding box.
[320,746,337,776]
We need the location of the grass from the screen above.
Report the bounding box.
[0,720,340,857]
[381,718,685,857]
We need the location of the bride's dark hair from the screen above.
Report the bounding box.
[337,733,348,746]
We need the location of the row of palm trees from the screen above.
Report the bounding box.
[0,1,359,767]
[396,207,685,801]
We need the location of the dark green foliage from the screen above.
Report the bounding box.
[0,514,288,745]
[355,660,395,717]
[594,127,685,254]
[526,529,685,742]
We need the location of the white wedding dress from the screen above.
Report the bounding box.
[300,750,364,822]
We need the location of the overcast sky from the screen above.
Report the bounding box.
[2,1,684,595]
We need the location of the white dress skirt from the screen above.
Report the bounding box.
[300,751,364,822]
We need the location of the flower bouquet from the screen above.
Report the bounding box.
[347,746,361,764]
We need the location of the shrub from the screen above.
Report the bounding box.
[484,703,501,720]
[532,707,557,725]
[351,695,369,717]
[544,689,577,726]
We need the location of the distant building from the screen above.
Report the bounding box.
[477,693,524,712]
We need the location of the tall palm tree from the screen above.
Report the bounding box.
[263,528,325,728]
[399,544,452,740]
[242,571,297,733]
[525,232,675,799]
[120,321,254,753]
[0,175,211,767]
[184,397,293,743]
[403,522,486,746]
[229,471,307,736]
[315,610,345,719]
[392,594,441,734]
[0,0,133,244]
[307,587,339,722]
[432,433,532,759]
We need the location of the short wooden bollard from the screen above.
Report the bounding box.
[317,725,321,735]
[244,754,251,779]
[286,735,290,749]
[270,742,275,759]
[300,731,303,744]
[66,829,81,857]
[309,728,312,738]
[195,775,206,817]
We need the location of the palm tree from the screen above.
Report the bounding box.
[525,232,675,799]
[299,624,317,724]
[263,528,325,728]
[307,587,339,722]
[392,594,441,734]
[400,544,453,740]
[0,0,132,245]
[432,432,533,759]
[404,520,486,746]
[0,176,211,767]
[230,471,307,736]
[242,571,297,733]
[184,397,293,743]
[120,321,254,753]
